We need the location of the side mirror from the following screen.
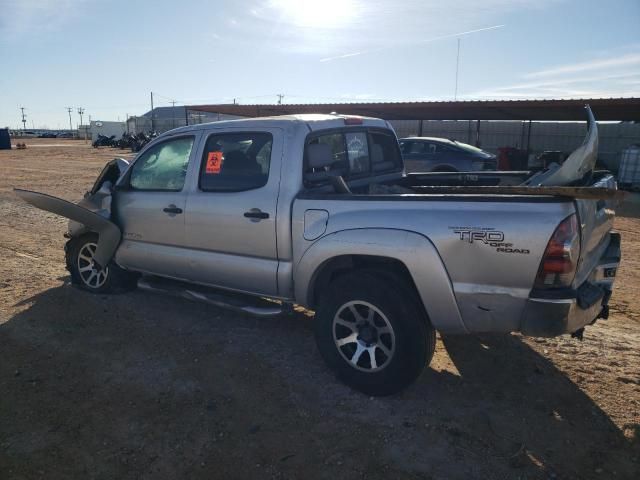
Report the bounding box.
[307,143,335,169]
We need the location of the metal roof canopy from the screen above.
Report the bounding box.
[186,98,640,122]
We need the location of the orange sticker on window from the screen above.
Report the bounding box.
[206,151,224,174]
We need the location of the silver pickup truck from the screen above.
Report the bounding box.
[16,110,621,395]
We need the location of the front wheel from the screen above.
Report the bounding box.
[314,271,435,396]
[65,233,138,293]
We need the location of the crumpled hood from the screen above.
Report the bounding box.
[13,157,130,269]
[523,105,598,186]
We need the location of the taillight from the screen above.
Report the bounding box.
[535,214,581,289]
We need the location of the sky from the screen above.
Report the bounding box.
[1,0,639,129]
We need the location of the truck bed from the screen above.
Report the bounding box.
[294,172,618,335]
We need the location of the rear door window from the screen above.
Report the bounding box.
[426,143,437,154]
[408,142,427,154]
[199,132,273,192]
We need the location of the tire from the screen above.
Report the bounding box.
[314,271,436,396]
[65,233,138,294]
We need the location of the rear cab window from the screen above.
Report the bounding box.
[304,128,402,187]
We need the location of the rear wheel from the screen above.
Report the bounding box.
[314,271,435,396]
[65,233,138,293]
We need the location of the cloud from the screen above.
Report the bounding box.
[524,53,640,79]
[465,46,640,99]
[319,52,363,63]
[465,78,640,99]
[319,24,504,63]
[240,0,555,57]
[0,0,91,40]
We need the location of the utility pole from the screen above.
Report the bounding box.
[150,91,155,133]
[66,107,73,132]
[277,94,284,105]
[454,38,461,101]
[77,107,86,141]
[19,107,27,132]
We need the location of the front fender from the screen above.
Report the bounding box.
[295,228,467,334]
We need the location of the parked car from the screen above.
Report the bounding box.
[57,132,75,138]
[16,110,620,396]
[399,137,497,172]
[38,132,57,138]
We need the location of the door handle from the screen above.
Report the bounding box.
[244,209,269,220]
[163,205,183,215]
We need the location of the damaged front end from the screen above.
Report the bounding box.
[14,157,129,268]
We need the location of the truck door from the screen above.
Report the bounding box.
[113,133,200,279]
[183,128,282,296]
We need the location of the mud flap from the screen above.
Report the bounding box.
[14,188,121,269]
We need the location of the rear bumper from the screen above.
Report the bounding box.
[520,232,620,337]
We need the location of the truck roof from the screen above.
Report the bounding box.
[161,113,391,137]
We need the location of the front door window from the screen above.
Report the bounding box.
[130,136,194,191]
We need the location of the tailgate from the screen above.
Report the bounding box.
[573,174,618,287]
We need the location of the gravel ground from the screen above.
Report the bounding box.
[0,139,638,479]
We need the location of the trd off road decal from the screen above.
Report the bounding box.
[449,226,530,254]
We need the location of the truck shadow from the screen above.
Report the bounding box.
[1,284,637,479]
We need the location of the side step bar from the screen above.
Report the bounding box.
[138,276,284,317]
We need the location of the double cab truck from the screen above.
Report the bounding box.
[16,109,621,395]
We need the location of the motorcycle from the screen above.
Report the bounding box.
[92,135,116,148]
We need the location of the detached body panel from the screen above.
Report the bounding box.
[14,189,121,268]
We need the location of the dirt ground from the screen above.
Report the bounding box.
[0,138,638,480]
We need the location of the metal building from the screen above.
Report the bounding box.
[185,98,640,171]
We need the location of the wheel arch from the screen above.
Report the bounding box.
[295,228,467,334]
